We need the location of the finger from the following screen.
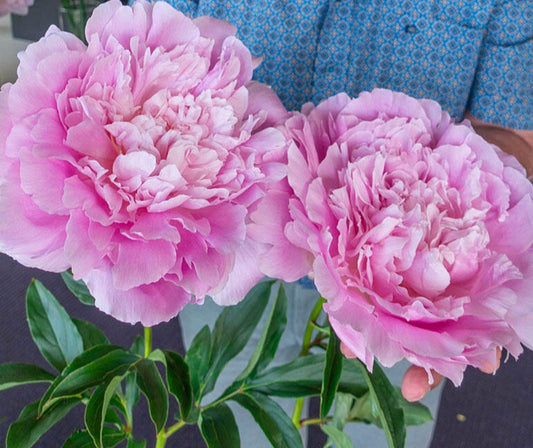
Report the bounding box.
[340,341,354,358]
[401,365,443,402]
[341,342,446,402]
[479,347,502,374]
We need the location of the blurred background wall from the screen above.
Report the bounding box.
[0,14,29,84]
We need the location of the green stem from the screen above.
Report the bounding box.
[300,417,322,427]
[121,396,133,434]
[292,398,305,427]
[292,296,326,427]
[202,388,243,412]
[155,431,166,448]
[300,297,326,356]
[155,420,186,448]
[166,420,186,438]
[144,327,152,358]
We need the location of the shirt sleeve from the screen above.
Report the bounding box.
[467,0,533,130]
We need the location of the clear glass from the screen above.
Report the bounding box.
[58,0,99,41]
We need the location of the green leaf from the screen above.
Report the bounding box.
[73,319,109,350]
[135,359,168,433]
[357,360,406,448]
[126,439,146,448]
[321,425,353,448]
[354,388,432,427]
[0,363,55,391]
[147,348,166,364]
[348,391,376,424]
[85,375,125,448]
[62,428,126,448]
[249,355,325,397]
[26,279,84,372]
[100,428,127,447]
[64,345,121,375]
[249,354,367,398]
[40,347,140,415]
[337,361,369,397]
[232,391,303,448]
[396,390,433,426]
[185,325,211,402]
[238,283,288,381]
[125,371,140,424]
[6,398,79,448]
[61,271,95,306]
[109,394,128,418]
[200,403,240,448]
[130,336,145,357]
[164,351,193,420]
[330,393,355,434]
[104,407,123,428]
[320,329,343,421]
[41,344,120,408]
[204,281,274,396]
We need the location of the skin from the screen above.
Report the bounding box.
[466,112,533,178]
[401,347,502,402]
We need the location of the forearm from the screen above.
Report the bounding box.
[465,111,533,177]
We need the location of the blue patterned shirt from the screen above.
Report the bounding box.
[157,0,532,129]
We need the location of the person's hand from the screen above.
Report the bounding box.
[341,341,502,402]
[400,366,443,402]
[465,112,533,178]
[401,347,502,402]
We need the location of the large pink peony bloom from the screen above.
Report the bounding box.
[0,0,33,16]
[0,0,288,325]
[250,89,533,385]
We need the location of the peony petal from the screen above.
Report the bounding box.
[201,203,247,254]
[147,1,201,50]
[210,238,265,305]
[112,238,176,290]
[330,316,374,369]
[66,120,116,165]
[272,88,533,385]
[86,265,191,326]
[65,210,107,278]
[378,314,465,359]
[245,81,289,128]
[0,164,68,271]
[487,194,533,255]
[402,250,451,298]
[129,212,181,242]
[249,189,311,281]
[19,149,72,215]
[84,0,123,43]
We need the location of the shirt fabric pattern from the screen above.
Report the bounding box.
[158,0,533,129]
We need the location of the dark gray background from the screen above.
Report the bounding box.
[1,252,533,447]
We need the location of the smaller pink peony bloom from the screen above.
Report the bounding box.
[0,0,33,16]
[0,0,288,326]
[250,89,533,385]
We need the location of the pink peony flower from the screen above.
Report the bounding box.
[0,0,33,16]
[0,0,288,326]
[250,89,533,385]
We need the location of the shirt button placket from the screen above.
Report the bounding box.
[312,0,354,104]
